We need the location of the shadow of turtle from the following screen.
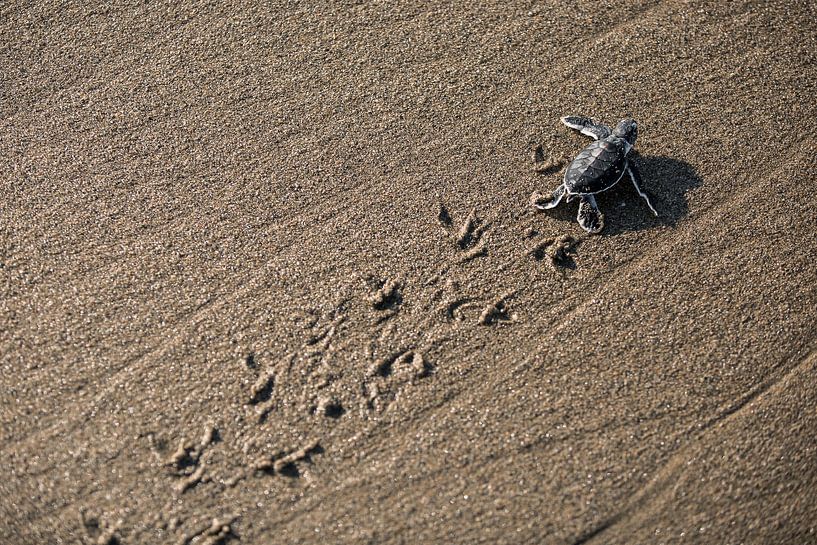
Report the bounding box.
[596,154,702,235]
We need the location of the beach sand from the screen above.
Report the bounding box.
[2,1,816,543]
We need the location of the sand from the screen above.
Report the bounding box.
[2,0,816,543]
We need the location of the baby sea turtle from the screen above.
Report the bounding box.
[534,116,658,234]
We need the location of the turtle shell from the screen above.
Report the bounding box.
[564,137,629,195]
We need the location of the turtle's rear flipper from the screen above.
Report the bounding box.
[533,184,566,210]
[577,195,604,234]
[627,164,658,216]
[560,116,611,140]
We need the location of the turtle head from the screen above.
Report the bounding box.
[613,118,638,148]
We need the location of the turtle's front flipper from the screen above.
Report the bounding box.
[533,184,566,210]
[560,116,611,140]
[577,195,604,234]
[627,164,658,216]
